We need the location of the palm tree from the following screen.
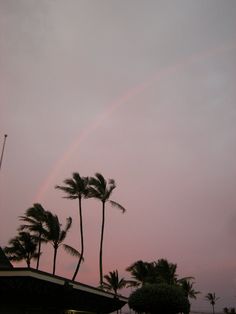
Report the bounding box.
[126,259,194,287]
[55,173,89,281]
[103,270,127,314]
[43,211,81,275]
[154,258,178,285]
[205,292,220,314]
[179,278,200,300]
[4,231,39,267]
[126,260,156,287]
[19,203,48,270]
[179,278,200,314]
[89,173,126,286]
[103,270,127,295]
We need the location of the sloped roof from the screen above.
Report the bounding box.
[0,268,127,313]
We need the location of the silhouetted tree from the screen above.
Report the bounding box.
[179,278,200,300]
[129,283,190,314]
[19,203,48,269]
[223,307,235,314]
[43,212,80,275]
[89,173,126,286]
[154,258,178,284]
[103,270,128,314]
[103,270,127,295]
[179,278,200,314]
[4,231,39,267]
[56,173,89,281]
[205,292,220,314]
[126,258,191,287]
[126,260,157,287]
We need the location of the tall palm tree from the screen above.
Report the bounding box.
[89,173,126,286]
[103,270,127,295]
[205,292,220,314]
[19,203,48,270]
[4,231,39,267]
[55,173,89,281]
[43,212,81,275]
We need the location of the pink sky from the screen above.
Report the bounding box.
[1,0,236,311]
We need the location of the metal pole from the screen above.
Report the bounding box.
[0,134,8,171]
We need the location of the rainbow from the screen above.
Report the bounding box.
[35,41,235,202]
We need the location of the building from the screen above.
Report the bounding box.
[0,248,127,314]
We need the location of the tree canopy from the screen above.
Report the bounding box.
[129,283,190,314]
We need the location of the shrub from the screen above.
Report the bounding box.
[128,283,190,314]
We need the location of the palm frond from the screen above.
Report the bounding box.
[95,173,107,187]
[55,185,77,198]
[87,185,101,199]
[63,244,83,259]
[59,230,66,243]
[19,217,38,224]
[109,200,126,213]
[44,212,60,241]
[64,217,72,233]
[56,173,90,199]
[102,282,112,291]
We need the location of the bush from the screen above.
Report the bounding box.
[128,283,190,314]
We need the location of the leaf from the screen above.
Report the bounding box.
[109,200,126,213]
[63,244,83,259]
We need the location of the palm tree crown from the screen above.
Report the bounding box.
[55,172,89,281]
[89,173,126,286]
[56,173,90,200]
[4,231,39,267]
[126,259,179,286]
[126,258,195,289]
[43,212,80,275]
[103,270,127,295]
[179,278,200,300]
[126,260,156,287]
[19,203,48,269]
[154,258,178,285]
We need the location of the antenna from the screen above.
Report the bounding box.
[0,134,8,172]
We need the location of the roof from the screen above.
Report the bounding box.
[0,268,127,313]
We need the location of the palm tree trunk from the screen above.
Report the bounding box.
[26,257,30,268]
[212,304,215,314]
[53,245,58,275]
[99,201,105,286]
[36,233,42,270]
[72,197,84,281]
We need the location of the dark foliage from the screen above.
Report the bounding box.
[128,283,190,314]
